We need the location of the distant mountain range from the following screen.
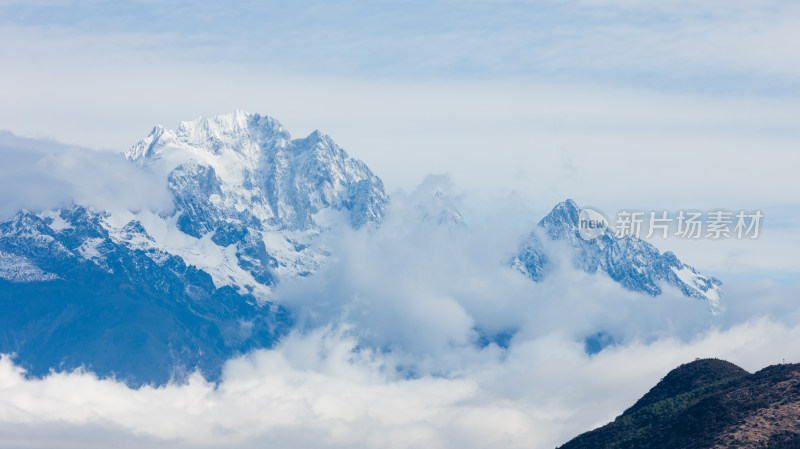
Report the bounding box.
[557,358,800,449]
[0,111,723,385]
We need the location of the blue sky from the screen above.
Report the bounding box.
[2,0,799,92]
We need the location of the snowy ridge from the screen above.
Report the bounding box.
[512,199,722,307]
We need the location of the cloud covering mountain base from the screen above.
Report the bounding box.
[2,315,800,449]
[1,181,798,448]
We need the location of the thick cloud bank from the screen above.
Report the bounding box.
[2,318,800,449]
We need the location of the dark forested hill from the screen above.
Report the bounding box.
[558,358,800,449]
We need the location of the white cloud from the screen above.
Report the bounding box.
[273,190,798,363]
[0,132,172,219]
[2,316,800,449]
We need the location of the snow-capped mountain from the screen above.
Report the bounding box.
[126,110,388,287]
[512,199,722,307]
[0,111,387,385]
[128,110,386,231]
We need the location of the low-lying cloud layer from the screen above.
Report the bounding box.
[1,169,799,448]
[2,318,800,449]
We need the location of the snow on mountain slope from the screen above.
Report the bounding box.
[512,199,722,308]
[127,110,386,230]
[102,210,273,299]
[0,206,291,385]
[124,110,388,290]
[0,251,58,282]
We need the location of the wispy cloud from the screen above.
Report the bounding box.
[1,0,799,90]
[0,132,171,218]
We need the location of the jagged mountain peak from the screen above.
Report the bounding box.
[126,111,387,231]
[126,111,290,162]
[540,198,580,225]
[116,112,388,301]
[513,199,722,307]
[176,110,286,149]
[538,198,588,240]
